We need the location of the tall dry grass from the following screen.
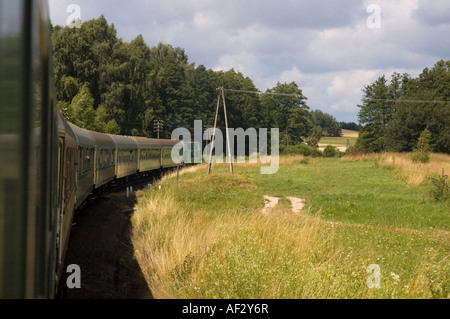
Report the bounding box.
[343,152,450,187]
[131,161,449,298]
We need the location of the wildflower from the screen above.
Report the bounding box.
[390,272,400,283]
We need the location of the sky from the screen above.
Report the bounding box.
[47,0,450,123]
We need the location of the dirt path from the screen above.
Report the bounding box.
[262,196,280,215]
[286,197,305,213]
[262,195,305,214]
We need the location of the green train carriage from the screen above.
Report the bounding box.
[0,0,58,298]
[0,0,190,299]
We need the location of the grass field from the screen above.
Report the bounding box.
[131,153,449,299]
[318,129,359,152]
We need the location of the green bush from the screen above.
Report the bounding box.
[412,128,431,164]
[428,169,449,202]
[323,145,339,158]
[280,143,322,157]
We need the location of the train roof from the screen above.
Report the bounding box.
[159,139,180,148]
[57,112,77,147]
[131,136,162,149]
[89,130,115,148]
[108,134,138,149]
[68,122,96,148]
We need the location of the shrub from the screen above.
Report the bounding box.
[323,145,339,158]
[345,145,367,156]
[412,128,431,164]
[281,143,322,157]
[428,169,449,202]
[306,136,320,148]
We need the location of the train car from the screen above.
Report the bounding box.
[55,112,78,278]
[160,139,181,168]
[0,0,59,298]
[68,123,95,210]
[0,0,192,299]
[133,137,162,173]
[89,131,116,191]
[109,134,139,179]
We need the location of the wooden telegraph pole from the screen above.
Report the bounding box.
[154,119,164,139]
[208,87,233,174]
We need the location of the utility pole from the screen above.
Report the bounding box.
[153,119,164,139]
[208,87,233,175]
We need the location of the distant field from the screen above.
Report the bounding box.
[319,129,359,152]
[342,129,359,138]
[131,154,449,299]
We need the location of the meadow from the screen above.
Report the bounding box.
[318,129,358,152]
[131,153,449,299]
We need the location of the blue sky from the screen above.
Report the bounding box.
[48,0,450,122]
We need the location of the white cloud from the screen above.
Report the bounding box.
[214,52,260,76]
[193,11,221,30]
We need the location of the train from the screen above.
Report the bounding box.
[0,0,198,299]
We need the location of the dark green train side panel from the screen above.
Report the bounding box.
[0,0,58,299]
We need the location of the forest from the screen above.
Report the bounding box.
[356,61,450,154]
[51,16,344,144]
[52,16,449,154]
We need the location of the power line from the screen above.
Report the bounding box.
[222,88,450,104]
[221,88,304,98]
[362,99,450,104]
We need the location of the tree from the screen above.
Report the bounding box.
[412,128,431,163]
[340,121,360,131]
[323,145,339,158]
[70,85,96,130]
[52,16,317,143]
[306,126,322,147]
[310,110,341,137]
[384,62,450,154]
[261,82,310,146]
[356,73,406,152]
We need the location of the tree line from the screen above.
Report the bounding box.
[356,60,450,154]
[51,16,344,146]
